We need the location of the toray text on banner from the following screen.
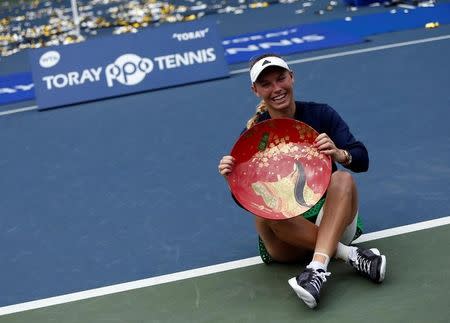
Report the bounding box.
[29,19,229,110]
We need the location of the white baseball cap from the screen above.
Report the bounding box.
[250,56,291,83]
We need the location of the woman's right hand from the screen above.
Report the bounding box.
[218,155,235,176]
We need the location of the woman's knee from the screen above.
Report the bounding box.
[329,171,356,194]
[328,170,359,218]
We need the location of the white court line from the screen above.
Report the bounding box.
[0,216,449,316]
[0,105,38,116]
[1,34,449,118]
[230,34,450,75]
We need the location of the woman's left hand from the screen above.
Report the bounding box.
[314,133,346,163]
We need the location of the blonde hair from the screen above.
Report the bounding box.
[246,100,267,129]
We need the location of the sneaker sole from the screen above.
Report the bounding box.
[378,255,386,283]
[370,248,386,283]
[288,277,317,309]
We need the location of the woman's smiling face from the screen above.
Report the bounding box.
[252,66,295,117]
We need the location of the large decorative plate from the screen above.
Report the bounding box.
[228,118,331,220]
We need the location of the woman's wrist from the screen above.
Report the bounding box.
[339,149,352,165]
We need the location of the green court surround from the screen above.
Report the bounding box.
[2,224,449,323]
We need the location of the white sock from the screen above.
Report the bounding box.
[307,252,330,272]
[307,260,328,272]
[335,243,357,263]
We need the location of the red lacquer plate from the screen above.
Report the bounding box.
[227,118,332,220]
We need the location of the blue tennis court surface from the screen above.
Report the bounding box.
[0,1,449,320]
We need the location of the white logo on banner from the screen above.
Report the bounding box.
[223,33,325,55]
[153,48,216,70]
[222,28,298,45]
[0,84,34,94]
[39,51,60,68]
[105,54,153,87]
[42,68,103,89]
[172,28,209,41]
[40,49,217,90]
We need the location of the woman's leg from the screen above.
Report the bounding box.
[286,171,386,309]
[312,171,358,264]
[255,171,357,263]
[255,215,316,263]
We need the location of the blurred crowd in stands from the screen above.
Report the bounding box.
[0,0,437,57]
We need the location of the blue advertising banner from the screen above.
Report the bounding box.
[222,26,364,65]
[0,72,35,105]
[29,19,229,110]
[222,4,450,64]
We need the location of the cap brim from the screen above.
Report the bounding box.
[250,56,290,83]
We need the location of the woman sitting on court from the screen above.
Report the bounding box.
[217,53,387,309]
